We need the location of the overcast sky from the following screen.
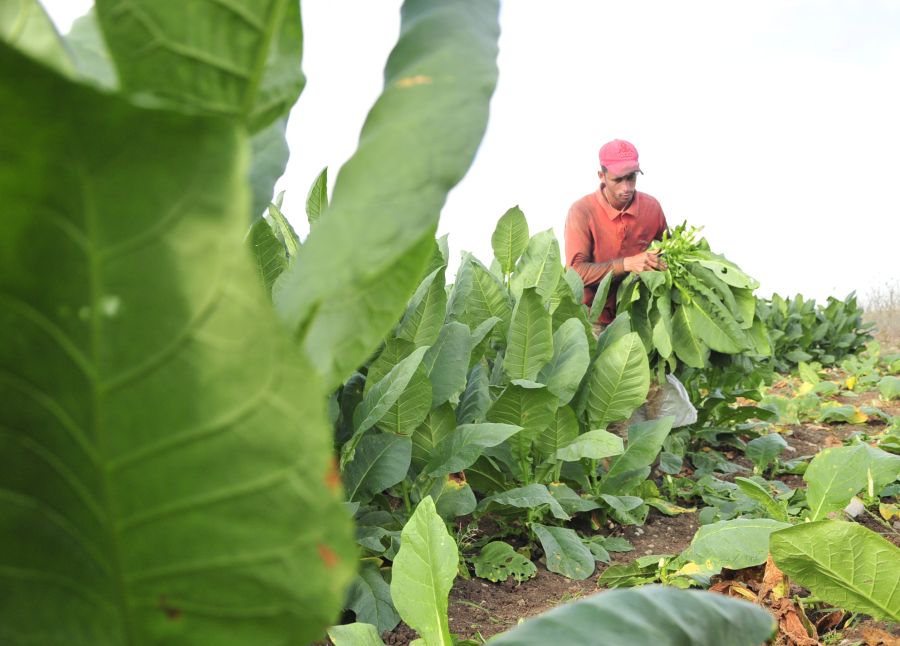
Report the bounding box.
[45,1,900,304]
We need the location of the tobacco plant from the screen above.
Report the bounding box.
[0,0,500,643]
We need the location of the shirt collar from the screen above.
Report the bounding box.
[596,183,639,220]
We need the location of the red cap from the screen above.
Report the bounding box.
[599,139,641,177]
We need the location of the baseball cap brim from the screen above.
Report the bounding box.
[605,162,642,178]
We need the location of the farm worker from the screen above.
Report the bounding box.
[564,139,668,336]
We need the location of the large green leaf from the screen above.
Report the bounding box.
[274,1,500,391]
[423,321,474,408]
[683,295,748,354]
[390,497,457,646]
[771,521,900,622]
[531,524,594,580]
[249,117,291,219]
[680,519,790,575]
[555,429,624,463]
[671,305,709,368]
[488,585,775,646]
[734,477,789,523]
[588,271,614,325]
[504,287,553,382]
[466,257,513,339]
[510,230,563,304]
[411,404,456,472]
[343,433,412,504]
[246,216,288,292]
[0,43,353,643]
[427,475,477,520]
[65,9,117,88]
[486,384,557,480]
[377,365,433,437]
[306,166,329,227]
[353,346,430,436]
[346,561,400,634]
[328,623,386,646]
[0,0,74,75]
[492,205,529,276]
[549,483,601,514]
[879,375,900,400]
[473,541,537,583]
[537,317,590,406]
[805,444,900,521]
[650,290,673,359]
[586,332,650,428]
[426,424,522,476]
[694,252,760,290]
[536,405,580,463]
[456,363,491,425]
[601,418,674,495]
[397,267,448,348]
[96,0,304,131]
[480,485,569,521]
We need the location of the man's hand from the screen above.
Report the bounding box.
[623,249,667,273]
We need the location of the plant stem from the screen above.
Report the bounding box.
[589,459,600,494]
[401,480,412,515]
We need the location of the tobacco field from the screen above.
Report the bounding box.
[1,1,898,646]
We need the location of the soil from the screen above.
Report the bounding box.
[374,357,900,646]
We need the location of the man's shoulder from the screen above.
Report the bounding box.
[569,191,600,214]
[636,191,663,213]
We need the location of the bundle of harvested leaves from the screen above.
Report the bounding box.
[615,222,771,373]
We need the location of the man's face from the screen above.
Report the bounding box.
[599,170,638,207]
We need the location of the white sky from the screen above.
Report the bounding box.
[44,1,900,304]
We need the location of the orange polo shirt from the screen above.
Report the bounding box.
[564,187,667,325]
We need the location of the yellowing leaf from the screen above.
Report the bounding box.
[673,560,716,577]
[850,409,869,424]
[845,375,857,391]
[880,503,900,521]
[796,382,815,396]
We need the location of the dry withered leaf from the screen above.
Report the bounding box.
[758,555,788,603]
[709,580,757,603]
[815,609,844,633]
[771,598,818,646]
[863,627,900,646]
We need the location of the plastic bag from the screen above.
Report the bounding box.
[627,374,698,428]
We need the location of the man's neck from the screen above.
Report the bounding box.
[603,186,632,212]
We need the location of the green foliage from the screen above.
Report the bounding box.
[274,0,501,392]
[586,332,651,428]
[745,433,789,475]
[306,166,329,226]
[491,205,529,276]
[0,35,356,644]
[0,0,73,75]
[679,519,790,577]
[472,541,537,583]
[504,287,553,381]
[488,586,775,646]
[618,222,767,373]
[880,375,900,400]
[602,418,675,495]
[756,292,875,372]
[346,561,401,634]
[804,444,900,521]
[328,622,387,646]
[771,521,900,622]
[390,497,458,646]
[96,0,305,131]
[531,523,595,580]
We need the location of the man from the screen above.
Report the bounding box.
[564,139,668,335]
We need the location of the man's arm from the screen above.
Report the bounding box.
[564,208,625,287]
